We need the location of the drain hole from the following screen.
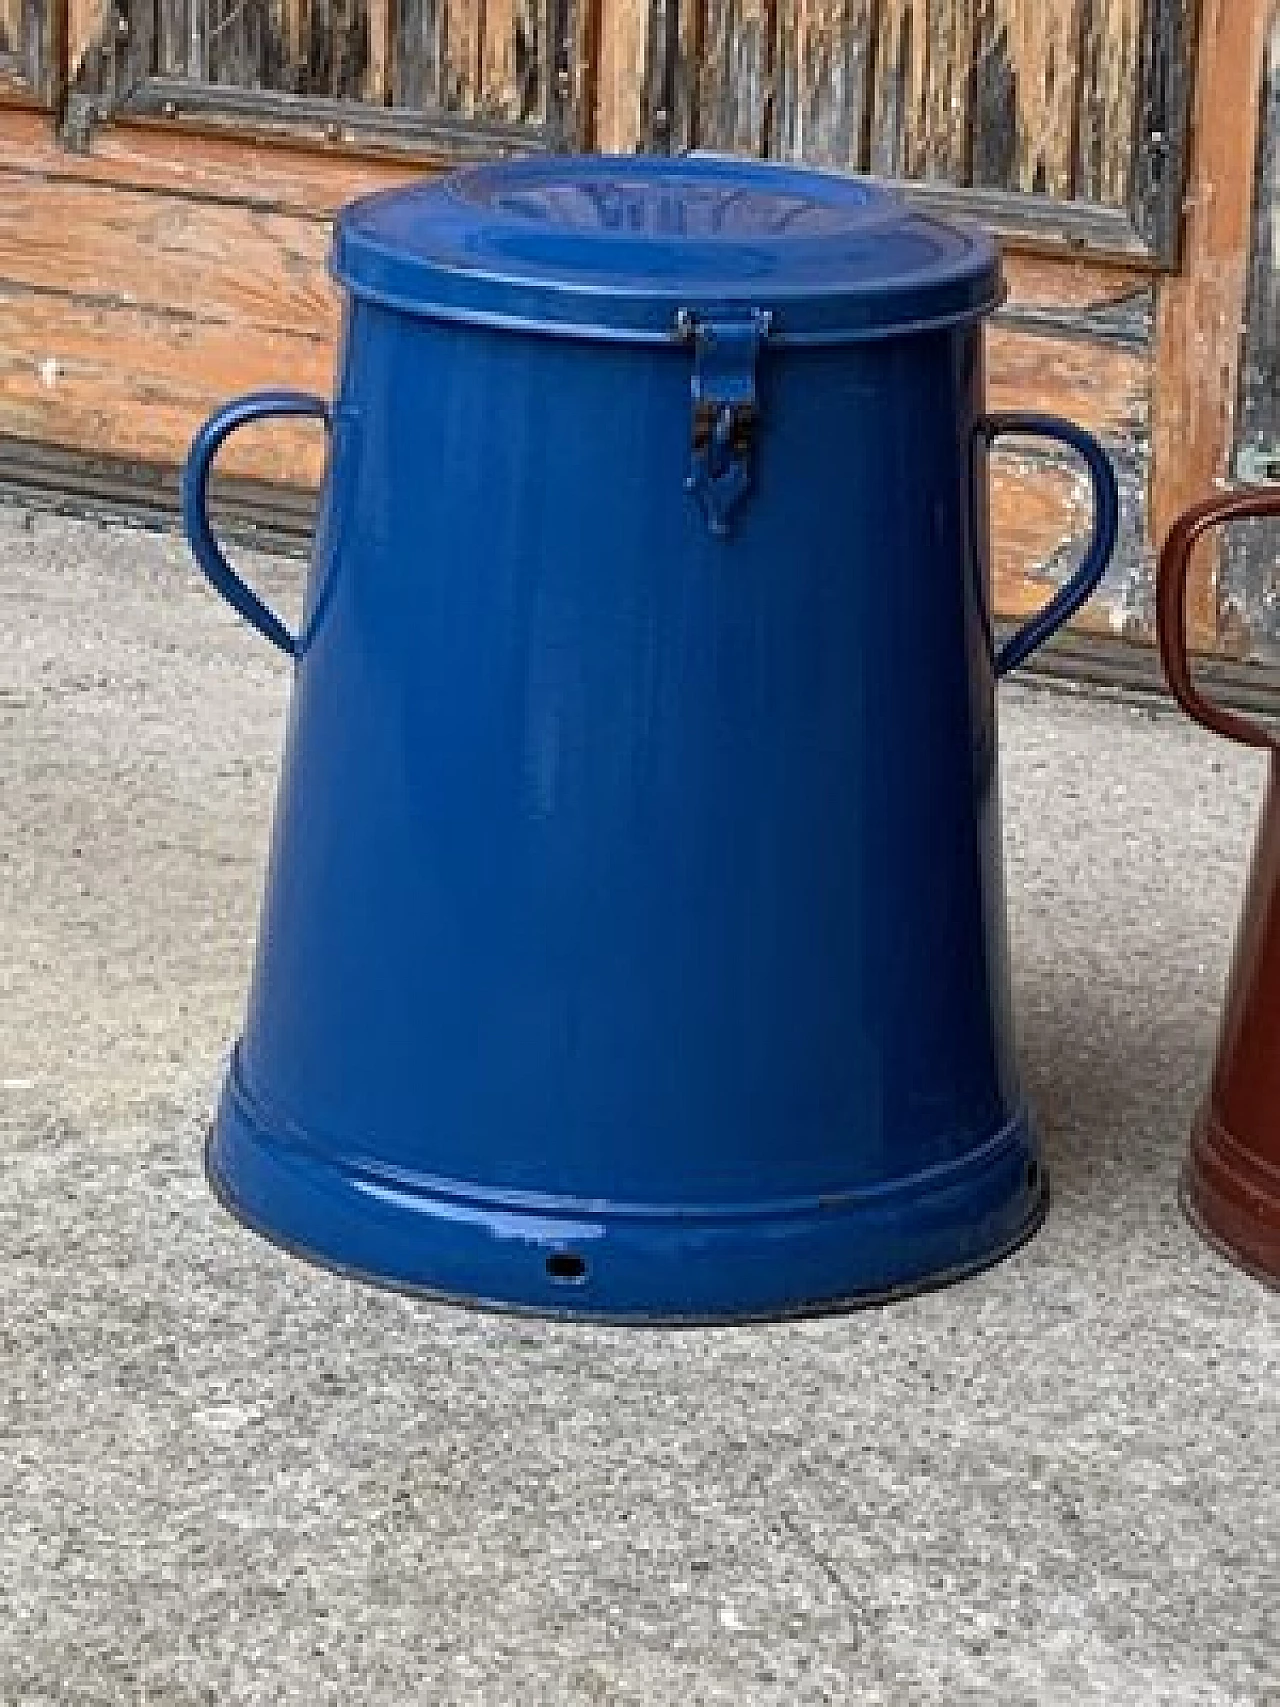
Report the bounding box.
[1026,1159,1040,1191]
[546,1252,587,1282]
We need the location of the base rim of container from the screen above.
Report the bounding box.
[204,1060,1049,1324]
[1178,1109,1280,1293]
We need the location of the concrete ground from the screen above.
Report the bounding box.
[1,501,1277,1707]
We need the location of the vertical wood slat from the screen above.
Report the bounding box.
[478,0,522,117]
[442,0,478,108]
[0,0,25,63]
[65,0,102,80]
[870,0,976,181]
[593,0,651,148]
[1074,0,1142,205]
[979,0,1079,194]
[0,0,20,55]
[365,0,392,98]
[1,0,56,93]
[868,0,920,176]
[393,0,441,106]
[700,0,770,153]
[774,0,874,171]
[575,0,602,144]
[926,0,975,181]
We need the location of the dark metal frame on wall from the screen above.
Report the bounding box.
[644,0,1198,269]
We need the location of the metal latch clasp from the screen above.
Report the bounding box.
[676,309,772,538]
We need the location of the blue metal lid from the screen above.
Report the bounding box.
[331,153,1002,344]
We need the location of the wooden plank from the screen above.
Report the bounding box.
[869,0,924,176]
[868,0,977,182]
[0,0,24,71]
[594,0,646,148]
[0,176,340,336]
[393,0,443,104]
[442,0,481,109]
[973,0,1080,194]
[986,322,1148,442]
[0,0,23,53]
[0,286,332,482]
[0,107,443,216]
[1001,247,1153,316]
[923,0,977,182]
[1152,0,1272,652]
[365,0,393,99]
[1074,0,1142,206]
[699,0,771,153]
[154,0,191,83]
[774,0,872,170]
[576,0,602,145]
[479,0,540,118]
[285,0,309,84]
[66,0,102,81]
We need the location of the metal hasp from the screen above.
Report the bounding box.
[678,308,771,537]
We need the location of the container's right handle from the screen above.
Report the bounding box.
[1156,489,1280,752]
[978,412,1120,677]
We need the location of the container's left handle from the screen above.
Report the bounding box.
[978,412,1119,677]
[181,390,331,658]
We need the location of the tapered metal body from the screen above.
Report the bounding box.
[182,155,1118,1319]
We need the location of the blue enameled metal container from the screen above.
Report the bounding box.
[182,153,1118,1321]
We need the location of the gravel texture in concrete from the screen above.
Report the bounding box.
[1,504,1278,1706]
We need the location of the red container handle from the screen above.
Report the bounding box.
[1156,490,1280,753]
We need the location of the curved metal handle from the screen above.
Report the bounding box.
[979,412,1120,677]
[1156,489,1280,752]
[181,390,331,657]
